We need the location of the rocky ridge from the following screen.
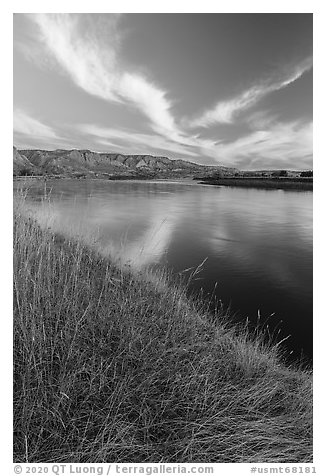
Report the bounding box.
[13,147,238,178]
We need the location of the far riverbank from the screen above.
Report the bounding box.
[198,177,313,191]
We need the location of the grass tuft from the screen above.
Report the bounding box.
[13,201,312,463]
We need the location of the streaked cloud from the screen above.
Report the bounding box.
[118,73,180,138]
[26,14,184,143]
[15,14,312,170]
[78,124,199,157]
[211,120,313,168]
[24,14,217,154]
[28,14,120,102]
[245,110,279,130]
[14,109,58,139]
[187,57,313,128]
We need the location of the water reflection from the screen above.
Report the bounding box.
[15,179,313,362]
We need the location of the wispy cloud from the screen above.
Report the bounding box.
[118,73,180,138]
[25,14,217,153]
[28,14,121,102]
[210,120,313,169]
[18,14,312,169]
[245,110,279,130]
[187,57,313,128]
[78,124,199,157]
[26,14,184,143]
[14,109,58,139]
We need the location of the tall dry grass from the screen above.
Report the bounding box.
[13,201,312,463]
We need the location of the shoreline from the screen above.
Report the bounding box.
[198,178,313,191]
[14,175,313,191]
[14,201,313,463]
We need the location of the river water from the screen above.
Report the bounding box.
[15,178,313,363]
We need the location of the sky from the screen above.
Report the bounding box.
[13,13,313,170]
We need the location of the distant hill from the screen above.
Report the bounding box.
[13,147,238,178]
[13,147,41,176]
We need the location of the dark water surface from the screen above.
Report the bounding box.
[15,179,313,363]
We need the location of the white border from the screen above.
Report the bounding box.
[3,2,324,474]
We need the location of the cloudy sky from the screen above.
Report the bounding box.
[13,13,312,170]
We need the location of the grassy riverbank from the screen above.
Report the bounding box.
[199,178,313,191]
[13,204,313,463]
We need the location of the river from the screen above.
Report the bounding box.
[15,178,313,363]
